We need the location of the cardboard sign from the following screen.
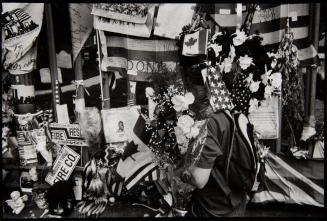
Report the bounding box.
[49,123,87,146]
[45,145,80,185]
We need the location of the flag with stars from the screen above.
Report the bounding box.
[206,68,234,112]
[230,73,252,114]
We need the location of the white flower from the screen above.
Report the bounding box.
[267,52,276,58]
[220,57,233,73]
[271,59,277,69]
[249,81,261,93]
[261,70,271,86]
[233,30,248,46]
[264,85,274,99]
[174,126,188,145]
[145,87,154,98]
[245,73,253,86]
[171,92,195,112]
[208,44,222,57]
[211,32,223,41]
[269,72,282,89]
[177,115,195,135]
[186,125,200,139]
[239,55,254,70]
[249,98,259,113]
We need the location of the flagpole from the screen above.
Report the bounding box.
[45,3,59,122]
[96,30,105,109]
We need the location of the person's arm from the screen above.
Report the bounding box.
[189,166,212,189]
[186,116,223,189]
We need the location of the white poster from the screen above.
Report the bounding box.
[2,3,44,75]
[101,106,141,143]
[248,96,280,139]
[154,4,196,39]
[69,4,93,62]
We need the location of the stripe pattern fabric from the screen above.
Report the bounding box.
[252,151,324,207]
[206,3,319,67]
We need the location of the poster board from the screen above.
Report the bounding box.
[101,106,141,143]
[45,145,80,185]
[248,96,281,152]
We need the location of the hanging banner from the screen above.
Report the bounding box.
[69,3,93,62]
[93,4,155,38]
[99,34,179,81]
[154,4,196,39]
[92,3,149,24]
[2,3,44,75]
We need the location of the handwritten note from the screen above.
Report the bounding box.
[248,96,280,139]
[69,4,93,62]
[2,3,44,75]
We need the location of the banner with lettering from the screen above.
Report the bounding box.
[2,3,44,75]
[69,4,93,62]
[93,4,155,38]
[99,33,179,81]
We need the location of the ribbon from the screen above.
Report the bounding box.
[71,80,90,98]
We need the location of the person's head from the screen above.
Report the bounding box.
[118,121,124,129]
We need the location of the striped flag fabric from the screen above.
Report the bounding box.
[252,151,324,207]
[98,33,180,82]
[204,3,320,67]
[249,3,320,67]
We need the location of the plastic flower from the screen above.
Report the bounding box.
[145,87,154,98]
[171,92,195,112]
[261,70,271,86]
[174,126,188,145]
[239,55,254,70]
[270,72,282,89]
[249,81,261,93]
[177,115,195,135]
[245,73,253,86]
[211,32,223,41]
[186,125,200,139]
[249,98,259,113]
[233,30,247,46]
[220,57,233,73]
[271,58,277,69]
[208,44,222,57]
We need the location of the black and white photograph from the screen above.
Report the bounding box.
[1,1,325,218]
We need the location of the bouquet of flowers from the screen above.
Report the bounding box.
[144,71,199,168]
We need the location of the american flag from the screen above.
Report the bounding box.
[206,68,234,111]
[203,3,320,67]
[252,151,324,207]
